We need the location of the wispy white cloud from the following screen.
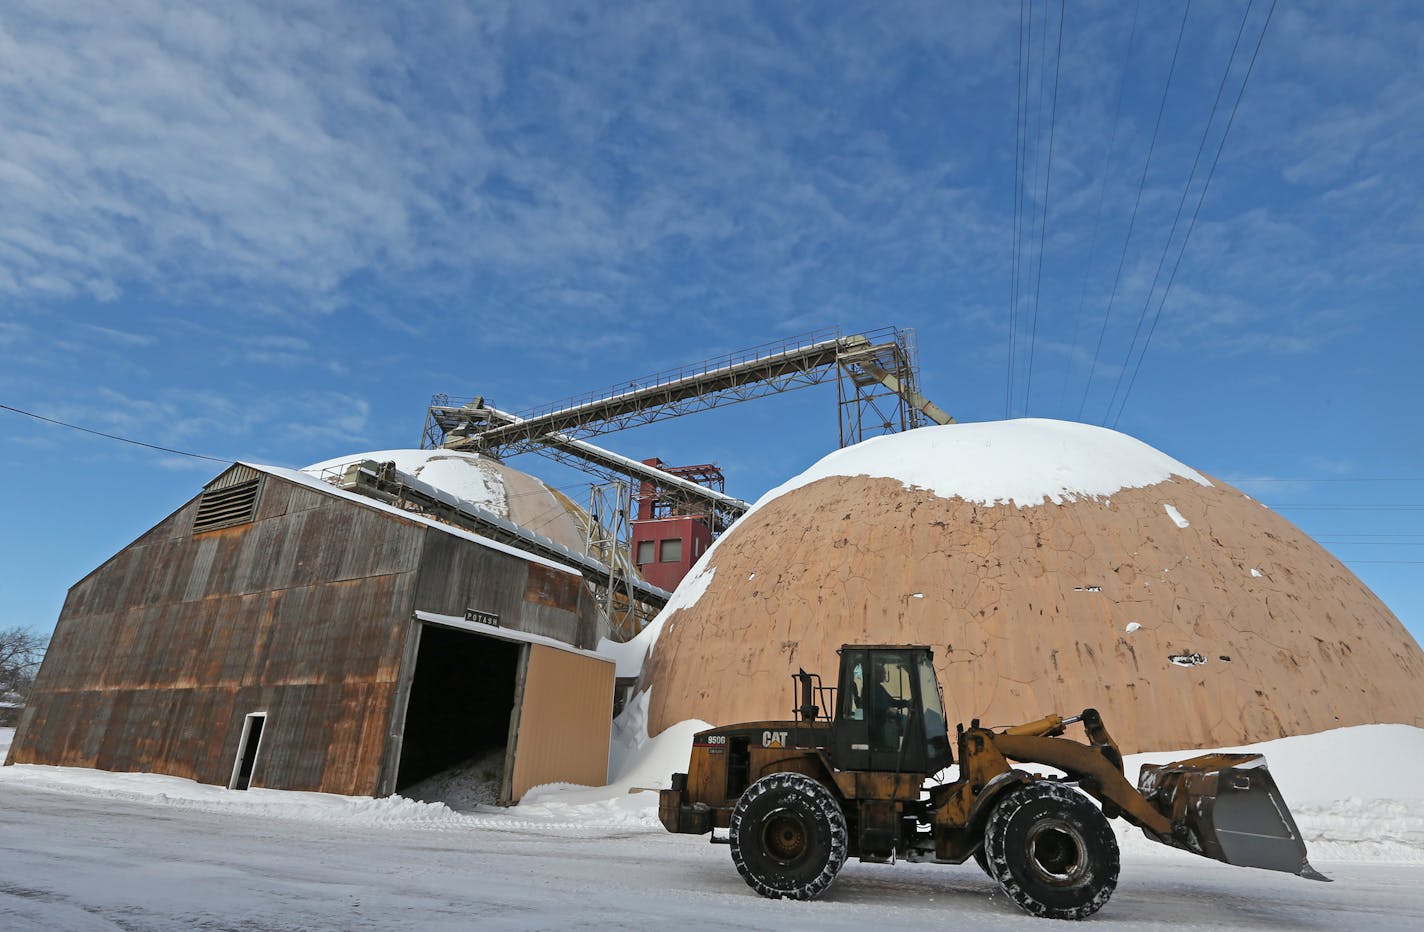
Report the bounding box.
[78,324,157,348]
[0,1,1021,350]
[0,0,1419,397]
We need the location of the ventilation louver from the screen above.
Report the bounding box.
[194,466,263,533]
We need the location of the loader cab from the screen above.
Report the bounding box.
[832,645,952,774]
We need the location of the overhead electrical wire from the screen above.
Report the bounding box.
[1011,0,1043,419]
[1111,0,1279,427]
[1007,0,1029,418]
[1075,0,1193,420]
[1022,0,1066,415]
[1019,0,1051,415]
[1225,477,1424,483]
[1101,0,1255,426]
[1056,0,1141,417]
[1289,510,1424,516]
[4,398,700,512]
[1,401,233,463]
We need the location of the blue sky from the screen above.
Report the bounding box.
[1,1,1420,645]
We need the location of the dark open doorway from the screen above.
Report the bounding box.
[229,712,266,790]
[395,625,521,796]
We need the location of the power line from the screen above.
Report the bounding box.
[1312,536,1424,545]
[1057,0,1141,417]
[1103,0,1255,425]
[1270,507,1424,515]
[1,401,232,463]
[1076,0,1193,420]
[1349,563,1424,569]
[1112,0,1279,427]
[1021,0,1051,414]
[1023,0,1066,416]
[2,398,636,506]
[1226,477,1424,483]
[1007,0,1029,418]
[1012,0,1045,418]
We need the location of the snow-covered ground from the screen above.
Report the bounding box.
[3,723,1423,929]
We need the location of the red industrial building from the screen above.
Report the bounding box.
[630,458,724,591]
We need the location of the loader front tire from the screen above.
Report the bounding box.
[983,781,1119,920]
[730,772,848,900]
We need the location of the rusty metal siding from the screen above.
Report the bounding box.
[524,563,583,610]
[411,530,589,647]
[7,473,424,794]
[508,644,614,799]
[6,467,613,799]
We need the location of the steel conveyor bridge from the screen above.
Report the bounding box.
[422,326,952,523]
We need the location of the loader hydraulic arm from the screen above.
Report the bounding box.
[984,708,1173,837]
[989,733,1173,836]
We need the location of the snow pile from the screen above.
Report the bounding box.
[400,747,507,810]
[0,726,13,759]
[596,566,717,677]
[602,690,711,792]
[0,763,464,827]
[519,707,710,817]
[758,419,1211,509]
[1116,724,1424,863]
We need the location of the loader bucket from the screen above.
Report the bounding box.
[1137,753,1329,881]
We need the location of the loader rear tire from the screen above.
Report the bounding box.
[983,782,1119,920]
[730,772,848,900]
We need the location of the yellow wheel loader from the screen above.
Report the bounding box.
[659,644,1326,920]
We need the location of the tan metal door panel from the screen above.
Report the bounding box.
[508,644,614,800]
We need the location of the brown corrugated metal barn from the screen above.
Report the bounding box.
[4,462,615,802]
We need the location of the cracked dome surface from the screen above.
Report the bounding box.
[641,423,1424,752]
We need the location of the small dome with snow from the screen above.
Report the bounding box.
[639,419,1424,752]
[303,449,589,555]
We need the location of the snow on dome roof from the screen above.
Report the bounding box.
[304,449,504,509]
[758,418,1211,509]
[302,449,589,554]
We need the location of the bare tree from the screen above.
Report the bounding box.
[0,626,48,703]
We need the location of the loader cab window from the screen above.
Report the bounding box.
[869,652,914,754]
[833,648,936,773]
[841,661,866,721]
[918,653,952,771]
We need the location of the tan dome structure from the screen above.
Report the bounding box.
[641,420,1424,753]
[304,449,589,554]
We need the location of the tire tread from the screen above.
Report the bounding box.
[729,772,848,900]
[983,781,1120,921]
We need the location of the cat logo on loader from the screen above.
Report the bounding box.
[660,644,1326,921]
